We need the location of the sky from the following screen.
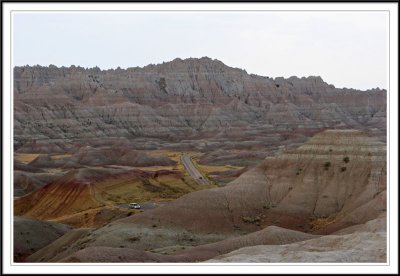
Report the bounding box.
[13,11,388,90]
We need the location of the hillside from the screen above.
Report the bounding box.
[14,166,214,227]
[23,129,386,262]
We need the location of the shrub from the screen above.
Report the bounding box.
[343,156,350,163]
[340,167,347,172]
[324,161,331,170]
[127,236,140,242]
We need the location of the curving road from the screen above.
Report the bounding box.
[181,153,209,185]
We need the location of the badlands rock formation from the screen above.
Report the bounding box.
[14,166,207,226]
[13,58,387,263]
[23,129,386,262]
[54,226,318,263]
[14,57,386,153]
[28,146,176,168]
[14,170,64,197]
[207,215,386,263]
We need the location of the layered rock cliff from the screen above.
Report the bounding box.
[14,57,386,152]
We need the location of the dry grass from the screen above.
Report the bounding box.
[95,173,211,204]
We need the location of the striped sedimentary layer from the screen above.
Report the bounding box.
[14,58,386,152]
[26,129,386,262]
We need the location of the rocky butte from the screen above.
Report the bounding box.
[14,57,386,154]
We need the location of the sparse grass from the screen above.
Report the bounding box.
[189,155,243,186]
[197,164,243,174]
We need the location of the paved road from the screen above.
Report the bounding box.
[181,153,209,185]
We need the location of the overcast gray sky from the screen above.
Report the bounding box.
[13,11,388,90]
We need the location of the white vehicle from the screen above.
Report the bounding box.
[129,203,141,209]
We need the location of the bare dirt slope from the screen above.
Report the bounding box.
[206,216,386,263]
[14,216,71,261]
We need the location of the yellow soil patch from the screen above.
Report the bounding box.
[50,154,72,159]
[197,164,243,174]
[14,153,40,163]
[309,216,337,231]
